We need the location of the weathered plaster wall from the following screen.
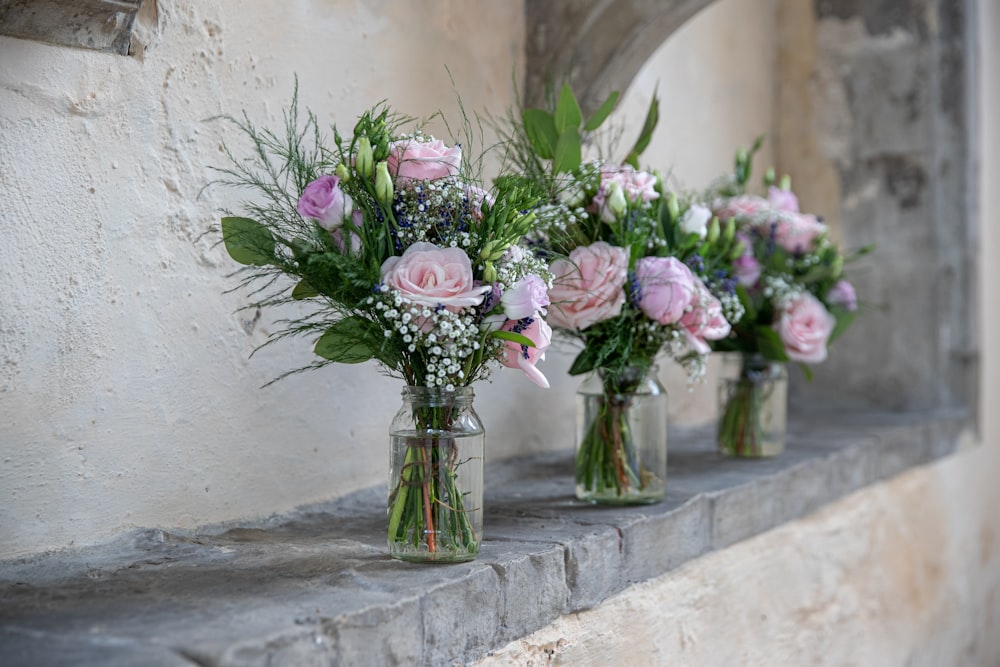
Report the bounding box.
[0,0,782,558]
[0,0,532,558]
[477,0,1000,663]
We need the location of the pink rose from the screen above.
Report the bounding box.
[732,232,762,286]
[635,256,696,325]
[546,242,629,330]
[499,315,552,388]
[380,242,490,310]
[713,195,771,222]
[767,186,799,212]
[297,175,353,230]
[502,274,550,320]
[773,212,825,253]
[776,292,836,363]
[680,281,732,355]
[827,280,858,312]
[386,138,462,184]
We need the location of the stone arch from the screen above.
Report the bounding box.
[524,0,716,111]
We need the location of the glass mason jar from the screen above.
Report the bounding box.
[387,386,484,563]
[575,364,668,505]
[716,353,788,457]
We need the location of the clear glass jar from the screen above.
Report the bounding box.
[387,386,484,563]
[717,353,788,457]
[575,365,668,505]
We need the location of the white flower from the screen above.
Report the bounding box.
[679,204,712,240]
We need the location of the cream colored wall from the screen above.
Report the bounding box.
[0,0,530,559]
[477,0,1000,663]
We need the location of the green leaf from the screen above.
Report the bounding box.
[521,108,558,160]
[827,308,856,345]
[568,348,598,376]
[554,83,583,134]
[583,91,620,131]
[291,279,319,300]
[221,216,275,266]
[754,326,790,362]
[735,284,757,323]
[313,317,374,364]
[624,92,659,168]
[553,129,582,175]
[490,330,536,348]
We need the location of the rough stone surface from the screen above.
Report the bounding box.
[0,411,967,667]
[0,0,144,55]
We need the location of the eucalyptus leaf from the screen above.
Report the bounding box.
[754,326,790,362]
[221,216,275,266]
[624,93,659,168]
[568,348,598,376]
[291,279,319,300]
[554,83,583,134]
[314,317,374,364]
[584,91,620,131]
[522,108,558,160]
[553,129,582,176]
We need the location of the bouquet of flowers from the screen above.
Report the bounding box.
[505,85,744,502]
[216,90,552,561]
[707,138,866,456]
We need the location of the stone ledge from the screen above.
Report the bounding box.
[0,410,970,667]
[0,0,145,55]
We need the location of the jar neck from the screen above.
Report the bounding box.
[597,364,658,393]
[402,385,475,408]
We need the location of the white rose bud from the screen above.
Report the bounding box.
[679,204,712,239]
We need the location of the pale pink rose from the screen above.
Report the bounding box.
[502,274,550,320]
[296,175,353,230]
[592,164,659,220]
[713,195,771,222]
[773,212,825,253]
[635,256,696,325]
[547,242,629,330]
[680,281,732,355]
[386,138,462,184]
[776,292,836,363]
[767,186,800,212]
[499,315,552,388]
[732,232,762,286]
[380,242,490,310]
[827,280,858,312]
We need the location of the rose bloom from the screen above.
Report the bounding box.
[380,242,490,310]
[635,256,696,326]
[386,138,462,184]
[499,315,552,388]
[680,281,732,355]
[732,232,762,286]
[679,204,712,239]
[776,292,836,363]
[296,175,353,230]
[713,195,771,223]
[502,274,550,320]
[773,212,826,253]
[547,242,629,330]
[767,185,800,212]
[826,279,858,312]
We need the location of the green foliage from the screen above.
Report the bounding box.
[624,92,659,169]
[314,317,375,364]
[221,217,276,266]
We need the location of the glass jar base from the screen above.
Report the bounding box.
[388,543,479,564]
[718,440,785,458]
